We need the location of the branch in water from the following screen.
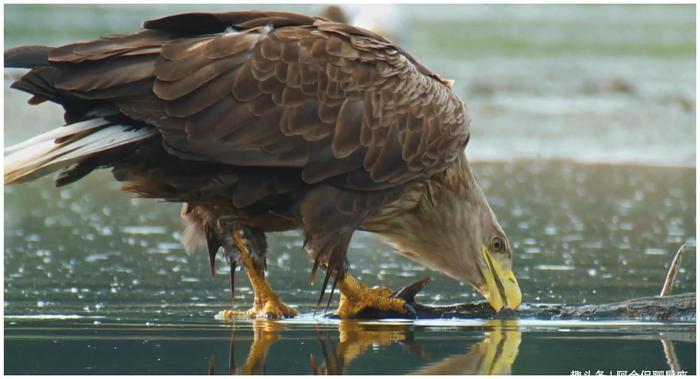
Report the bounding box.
[413,243,695,322]
[412,292,696,322]
[660,244,687,297]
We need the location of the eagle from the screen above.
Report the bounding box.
[4,10,521,319]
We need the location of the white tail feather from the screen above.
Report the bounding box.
[4,118,110,154]
[4,118,157,185]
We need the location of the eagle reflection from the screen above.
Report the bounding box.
[411,321,522,375]
[209,319,285,375]
[311,320,521,375]
[209,320,521,375]
[310,321,428,374]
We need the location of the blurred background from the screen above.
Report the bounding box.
[3,5,696,374]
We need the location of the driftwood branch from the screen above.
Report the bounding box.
[412,292,696,322]
[660,244,687,296]
[411,244,695,322]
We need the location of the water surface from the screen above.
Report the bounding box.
[5,161,695,374]
[5,318,695,375]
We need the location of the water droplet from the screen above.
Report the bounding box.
[535,264,576,271]
[644,248,666,256]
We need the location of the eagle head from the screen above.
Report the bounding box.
[367,153,522,311]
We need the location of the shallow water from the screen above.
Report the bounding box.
[4,4,696,375]
[5,318,696,375]
[5,162,696,312]
[5,161,696,374]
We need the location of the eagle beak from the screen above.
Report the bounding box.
[477,246,522,312]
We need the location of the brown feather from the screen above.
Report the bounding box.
[163,68,237,118]
[56,55,156,92]
[331,99,363,158]
[154,56,242,101]
[231,62,264,102]
[7,10,472,311]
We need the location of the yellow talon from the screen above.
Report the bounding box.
[218,228,298,320]
[334,274,409,318]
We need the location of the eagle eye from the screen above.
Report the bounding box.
[491,236,506,253]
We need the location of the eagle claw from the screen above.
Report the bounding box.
[332,276,431,319]
[402,302,417,318]
[391,277,432,303]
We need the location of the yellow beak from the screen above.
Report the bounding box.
[477,246,522,311]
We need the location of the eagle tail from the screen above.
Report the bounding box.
[5,45,51,68]
[4,118,157,186]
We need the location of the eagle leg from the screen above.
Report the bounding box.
[299,186,426,319]
[219,225,298,320]
[333,273,420,319]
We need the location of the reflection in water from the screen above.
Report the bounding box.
[210,320,522,375]
[661,338,680,374]
[209,320,286,375]
[412,321,521,375]
[3,317,693,374]
[310,321,426,375]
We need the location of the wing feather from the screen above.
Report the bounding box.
[154,56,243,100]
[332,99,363,158]
[21,11,469,192]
